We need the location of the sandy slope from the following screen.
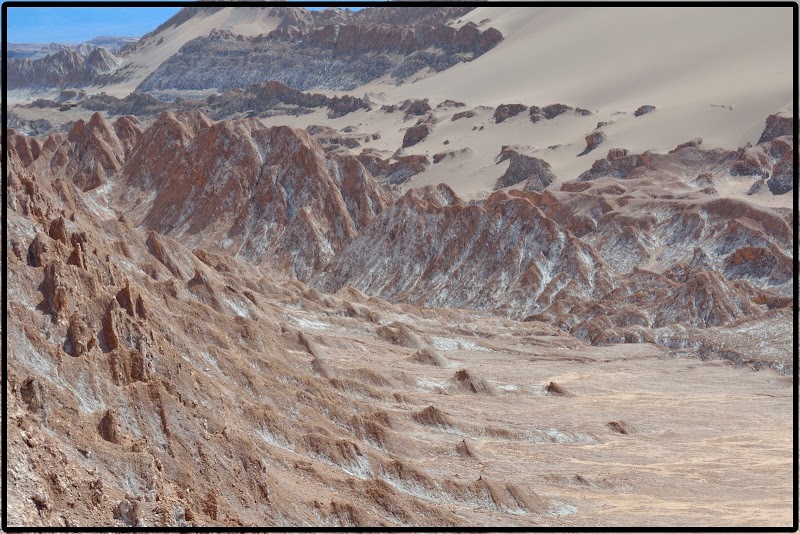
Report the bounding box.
[99,8,286,97]
[256,96,792,208]
[262,7,793,202]
[5,8,286,102]
[352,7,793,199]
[384,7,792,111]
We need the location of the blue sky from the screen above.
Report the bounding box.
[7,5,364,44]
[7,7,182,43]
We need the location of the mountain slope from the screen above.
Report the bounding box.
[8,38,137,60]
[7,47,120,90]
[102,7,303,95]
[8,142,791,527]
[7,6,491,98]
[7,107,792,359]
[316,184,612,318]
[136,18,501,94]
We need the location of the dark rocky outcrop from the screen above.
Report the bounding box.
[529,103,587,123]
[495,152,555,192]
[494,104,527,123]
[400,99,432,119]
[580,131,606,155]
[433,147,472,164]
[80,81,371,120]
[403,122,433,148]
[452,109,478,121]
[358,149,431,185]
[7,111,53,136]
[634,105,656,117]
[669,138,703,153]
[757,113,792,144]
[767,150,793,195]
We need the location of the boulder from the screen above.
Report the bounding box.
[767,149,793,195]
[634,105,656,117]
[494,103,527,123]
[583,130,606,153]
[495,153,555,191]
[758,113,793,144]
[402,122,433,148]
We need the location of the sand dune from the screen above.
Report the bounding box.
[354,7,793,197]
[383,7,792,111]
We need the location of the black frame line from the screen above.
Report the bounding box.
[1,0,797,531]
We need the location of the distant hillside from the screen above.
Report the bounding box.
[7,37,137,60]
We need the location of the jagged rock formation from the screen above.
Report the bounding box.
[8,111,54,136]
[9,143,566,527]
[8,110,792,354]
[307,125,381,152]
[529,104,592,123]
[208,81,370,119]
[451,109,478,121]
[7,7,500,95]
[575,120,794,197]
[9,110,393,281]
[4,3,794,526]
[80,92,173,117]
[668,137,703,153]
[7,47,120,89]
[8,37,137,60]
[5,44,794,524]
[494,150,556,192]
[358,149,430,185]
[316,184,612,319]
[581,131,606,155]
[767,149,793,194]
[494,104,527,123]
[402,122,434,148]
[80,80,370,121]
[397,98,432,119]
[510,175,791,343]
[122,112,393,280]
[314,178,787,342]
[757,112,792,144]
[138,17,502,94]
[433,147,472,164]
[435,99,466,110]
[12,112,141,192]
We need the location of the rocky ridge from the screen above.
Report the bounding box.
[493,147,556,192]
[12,110,394,282]
[7,7,499,97]
[7,47,120,90]
[315,184,613,320]
[575,116,793,198]
[138,19,502,94]
[8,37,138,60]
[6,111,794,370]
